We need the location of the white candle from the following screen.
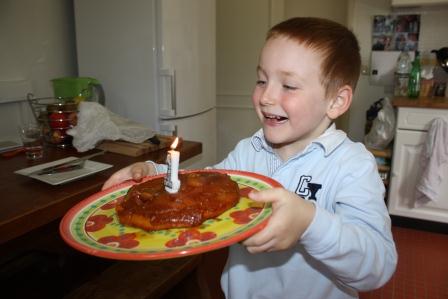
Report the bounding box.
[164,137,181,193]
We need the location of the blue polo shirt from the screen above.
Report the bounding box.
[214,124,397,299]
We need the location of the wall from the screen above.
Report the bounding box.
[216,0,277,161]
[284,0,348,22]
[0,0,76,143]
[216,0,349,161]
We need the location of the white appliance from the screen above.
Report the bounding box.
[74,0,217,169]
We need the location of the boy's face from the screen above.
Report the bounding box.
[252,36,333,157]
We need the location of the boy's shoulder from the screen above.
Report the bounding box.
[330,137,376,169]
[314,127,374,163]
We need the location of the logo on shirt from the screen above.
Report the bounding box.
[295,175,322,201]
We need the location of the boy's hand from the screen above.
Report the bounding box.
[242,188,315,253]
[101,162,156,190]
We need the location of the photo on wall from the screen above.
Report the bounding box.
[372,14,420,51]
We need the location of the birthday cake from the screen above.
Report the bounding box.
[115,172,240,231]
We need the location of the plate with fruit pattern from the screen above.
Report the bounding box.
[60,169,281,260]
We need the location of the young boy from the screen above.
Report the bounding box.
[103,17,397,299]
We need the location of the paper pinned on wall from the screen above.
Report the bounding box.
[369,15,420,86]
[372,14,420,52]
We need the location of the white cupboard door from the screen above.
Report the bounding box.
[388,129,448,223]
[389,130,426,214]
[157,0,216,118]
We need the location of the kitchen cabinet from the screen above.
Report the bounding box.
[391,0,448,6]
[388,105,448,223]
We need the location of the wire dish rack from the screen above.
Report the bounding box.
[27,93,78,148]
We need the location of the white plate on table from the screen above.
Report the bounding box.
[15,157,113,185]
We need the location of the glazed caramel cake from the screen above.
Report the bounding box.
[116,172,240,231]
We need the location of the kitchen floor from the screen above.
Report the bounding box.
[202,226,448,299]
[359,226,448,299]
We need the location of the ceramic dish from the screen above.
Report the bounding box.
[60,169,281,260]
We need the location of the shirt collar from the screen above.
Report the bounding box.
[311,123,347,156]
[251,129,271,152]
[251,124,346,157]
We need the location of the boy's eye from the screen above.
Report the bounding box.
[256,80,266,86]
[283,84,298,90]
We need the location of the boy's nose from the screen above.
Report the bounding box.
[260,89,276,106]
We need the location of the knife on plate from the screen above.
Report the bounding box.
[30,151,106,176]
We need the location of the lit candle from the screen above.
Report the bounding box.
[164,137,181,193]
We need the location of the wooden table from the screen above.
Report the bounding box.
[0,140,201,245]
[0,140,213,299]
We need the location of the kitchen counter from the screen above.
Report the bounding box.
[392,96,448,109]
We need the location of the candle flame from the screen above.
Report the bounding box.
[170,137,179,150]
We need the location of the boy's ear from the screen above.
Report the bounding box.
[327,85,352,120]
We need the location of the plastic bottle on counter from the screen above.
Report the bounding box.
[408,51,421,98]
[394,51,411,97]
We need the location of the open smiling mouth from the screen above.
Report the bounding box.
[263,113,288,124]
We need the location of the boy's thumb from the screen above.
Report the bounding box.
[132,169,143,180]
[248,188,282,203]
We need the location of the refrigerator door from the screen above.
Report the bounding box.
[159,108,217,169]
[157,0,216,119]
[74,0,159,130]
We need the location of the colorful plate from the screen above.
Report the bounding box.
[60,169,281,260]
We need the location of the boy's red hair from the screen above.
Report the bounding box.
[267,17,361,98]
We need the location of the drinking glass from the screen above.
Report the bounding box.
[19,123,44,160]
